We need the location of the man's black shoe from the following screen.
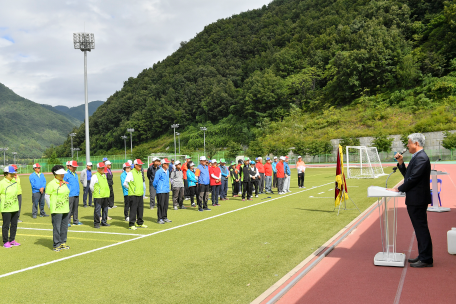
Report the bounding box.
[94,225,100,229]
[270,192,275,194]
[101,223,110,227]
[40,214,50,217]
[203,208,211,211]
[32,215,37,219]
[164,219,172,223]
[410,260,433,268]
[198,208,204,212]
[408,256,419,263]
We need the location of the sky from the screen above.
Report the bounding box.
[0,0,272,107]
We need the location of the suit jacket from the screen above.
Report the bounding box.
[397,149,431,206]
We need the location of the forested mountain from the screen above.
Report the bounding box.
[0,83,81,158]
[54,0,456,157]
[42,101,104,122]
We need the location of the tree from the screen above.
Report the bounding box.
[226,141,243,160]
[133,146,150,162]
[246,140,266,159]
[47,151,61,165]
[206,144,219,160]
[339,137,360,151]
[294,139,332,156]
[372,134,394,152]
[442,131,456,150]
[400,133,409,148]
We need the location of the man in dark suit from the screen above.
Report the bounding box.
[390,133,433,268]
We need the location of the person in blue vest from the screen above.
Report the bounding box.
[284,157,291,193]
[272,156,278,189]
[195,156,211,212]
[153,158,172,224]
[219,159,229,201]
[29,163,49,219]
[64,160,83,226]
[120,162,131,222]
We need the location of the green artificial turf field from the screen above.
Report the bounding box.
[0,167,403,303]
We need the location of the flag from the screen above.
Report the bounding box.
[335,145,348,207]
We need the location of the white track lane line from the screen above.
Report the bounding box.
[17,227,144,237]
[0,182,334,279]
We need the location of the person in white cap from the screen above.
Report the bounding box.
[64,160,83,226]
[124,159,148,229]
[46,165,71,251]
[147,157,161,209]
[296,156,306,188]
[120,162,131,221]
[104,160,115,210]
[90,162,111,228]
[80,162,93,207]
[29,163,49,218]
[153,158,172,223]
[170,160,185,210]
[1,165,21,248]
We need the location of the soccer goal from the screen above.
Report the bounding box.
[346,146,386,179]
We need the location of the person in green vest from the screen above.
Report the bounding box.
[90,162,111,229]
[1,166,21,248]
[12,164,23,223]
[46,165,71,252]
[123,159,147,230]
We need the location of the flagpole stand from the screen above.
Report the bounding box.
[334,189,360,216]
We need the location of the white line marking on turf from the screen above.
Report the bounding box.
[17,227,144,237]
[0,182,334,279]
[309,197,333,199]
[318,192,325,194]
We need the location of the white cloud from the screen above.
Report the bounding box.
[0,0,272,106]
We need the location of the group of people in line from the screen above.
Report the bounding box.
[0,154,306,251]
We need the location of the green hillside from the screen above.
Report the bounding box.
[49,100,104,121]
[0,83,80,158]
[53,0,456,157]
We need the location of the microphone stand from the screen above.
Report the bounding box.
[385,167,397,188]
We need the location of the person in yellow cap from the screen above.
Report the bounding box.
[90,162,111,229]
[46,165,71,252]
[1,165,21,248]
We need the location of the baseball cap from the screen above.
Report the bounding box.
[4,166,15,174]
[298,156,302,158]
[122,162,130,168]
[208,160,212,163]
[211,159,217,163]
[66,161,70,166]
[188,161,195,167]
[255,158,258,161]
[274,156,278,159]
[161,158,170,164]
[102,157,108,162]
[231,161,235,165]
[244,157,249,161]
[87,162,93,166]
[54,168,67,175]
[127,160,133,165]
[69,160,78,167]
[186,155,191,159]
[32,163,41,168]
[250,161,255,165]
[266,157,270,161]
[97,162,105,168]
[105,160,112,165]
[171,159,175,161]
[280,156,286,160]
[175,160,181,165]
[258,157,262,160]
[220,158,226,163]
[152,157,159,162]
[200,156,207,161]
[11,164,18,170]
[134,159,144,165]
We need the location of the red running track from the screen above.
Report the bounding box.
[261,164,456,304]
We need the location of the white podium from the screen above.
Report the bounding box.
[428,170,450,212]
[368,186,406,267]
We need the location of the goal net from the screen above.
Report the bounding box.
[346,146,386,179]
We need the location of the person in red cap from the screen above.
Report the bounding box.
[64,161,83,226]
[123,159,147,230]
[29,163,49,218]
[90,162,111,228]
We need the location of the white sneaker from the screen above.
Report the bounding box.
[144,196,149,199]
[255,195,258,198]
[125,217,129,222]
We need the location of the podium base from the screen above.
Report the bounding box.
[428,206,451,212]
[374,252,405,267]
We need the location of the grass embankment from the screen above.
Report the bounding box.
[1,167,402,303]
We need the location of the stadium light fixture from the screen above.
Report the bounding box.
[12,152,17,164]
[176,132,181,154]
[69,133,77,159]
[127,129,135,155]
[171,124,179,160]
[0,147,8,166]
[200,127,207,155]
[73,32,95,164]
[121,135,128,161]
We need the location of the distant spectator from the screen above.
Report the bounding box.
[64,161,83,226]
[250,161,260,197]
[256,157,265,194]
[182,155,192,200]
[12,165,23,223]
[120,162,131,221]
[104,160,115,211]
[195,156,211,211]
[80,162,93,207]
[171,160,185,210]
[284,157,291,193]
[272,156,278,189]
[219,159,229,200]
[186,162,198,207]
[276,157,285,194]
[296,156,306,188]
[209,159,221,206]
[1,166,20,248]
[146,157,160,209]
[29,163,49,218]
[90,162,111,229]
[229,162,240,197]
[124,159,148,229]
[153,158,172,224]
[264,157,274,194]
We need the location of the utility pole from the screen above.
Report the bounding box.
[121,135,128,161]
[200,127,207,155]
[127,129,135,155]
[171,124,179,161]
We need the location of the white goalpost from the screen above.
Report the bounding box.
[346,146,386,179]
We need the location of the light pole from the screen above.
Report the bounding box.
[73,148,80,160]
[121,135,128,161]
[200,127,207,155]
[127,129,135,155]
[171,124,179,160]
[176,132,181,155]
[69,133,76,159]
[12,152,17,164]
[73,32,95,164]
[0,148,8,166]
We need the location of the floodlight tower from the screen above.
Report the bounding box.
[171,124,179,160]
[127,129,135,155]
[73,148,80,160]
[200,127,207,155]
[0,148,8,166]
[69,133,77,159]
[73,32,95,164]
[176,132,180,154]
[12,152,17,164]
[121,135,128,161]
